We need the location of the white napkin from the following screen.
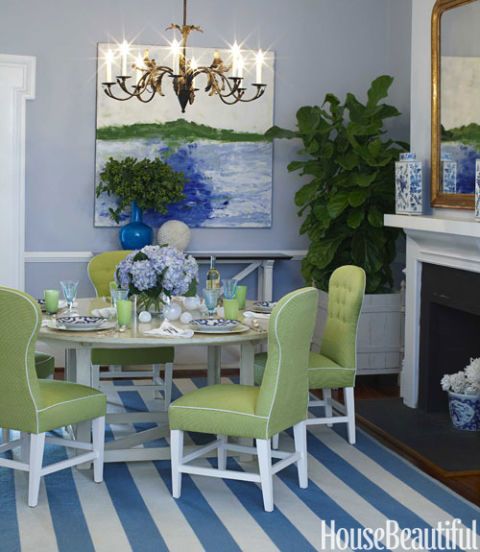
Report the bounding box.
[143,320,194,339]
[243,311,270,320]
[91,307,116,319]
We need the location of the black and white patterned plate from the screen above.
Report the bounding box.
[190,318,239,333]
[56,316,105,330]
[251,301,276,314]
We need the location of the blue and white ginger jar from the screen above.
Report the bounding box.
[395,152,423,215]
[448,392,480,431]
[441,152,457,194]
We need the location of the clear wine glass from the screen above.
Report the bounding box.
[203,288,220,318]
[60,280,79,312]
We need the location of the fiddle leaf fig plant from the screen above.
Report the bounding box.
[96,156,186,223]
[266,75,407,293]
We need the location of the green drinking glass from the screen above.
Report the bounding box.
[44,289,59,314]
[223,298,239,321]
[116,299,132,327]
[234,285,247,310]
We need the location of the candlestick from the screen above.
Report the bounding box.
[255,50,264,83]
[105,49,114,82]
[237,55,244,79]
[231,41,241,78]
[120,40,129,76]
[135,55,143,85]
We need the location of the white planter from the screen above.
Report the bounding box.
[313,287,405,376]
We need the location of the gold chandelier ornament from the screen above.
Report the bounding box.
[101,0,267,113]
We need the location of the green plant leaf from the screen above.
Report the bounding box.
[336,151,359,170]
[367,75,393,107]
[348,189,369,207]
[368,207,384,228]
[327,192,350,218]
[347,209,365,229]
[295,181,318,206]
[353,172,378,188]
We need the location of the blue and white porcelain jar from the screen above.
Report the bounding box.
[448,392,480,431]
[395,152,423,215]
[475,160,480,220]
[441,152,457,194]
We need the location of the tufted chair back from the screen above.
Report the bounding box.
[88,251,132,297]
[320,266,366,369]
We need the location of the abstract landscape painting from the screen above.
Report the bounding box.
[95,43,274,227]
[441,56,480,194]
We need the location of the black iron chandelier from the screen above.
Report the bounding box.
[101,0,267,113]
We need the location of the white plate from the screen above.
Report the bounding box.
[192,324,250,335]
[46,320,116,332]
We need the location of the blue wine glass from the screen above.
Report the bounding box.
[60,280,79,312]
[222,279,238,300]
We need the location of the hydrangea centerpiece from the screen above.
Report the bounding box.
[440,358,480,396]
[116,245,198,313]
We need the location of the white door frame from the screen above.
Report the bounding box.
[0,54,36,290]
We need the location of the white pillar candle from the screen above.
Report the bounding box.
[105,49,114,82]
[237,55,244,79]
[120,40,129,76]
[255,50,264,83]
[231,41,240,77]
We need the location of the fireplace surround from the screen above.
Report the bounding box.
[385,213,480,408]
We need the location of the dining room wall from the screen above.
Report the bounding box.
[0,0,412,299]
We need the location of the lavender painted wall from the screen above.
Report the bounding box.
[0,0,411,298]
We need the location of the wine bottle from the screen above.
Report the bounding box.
[206,255,220,289]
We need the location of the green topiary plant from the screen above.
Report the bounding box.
[96,156,186,223]
[266,75,407,294]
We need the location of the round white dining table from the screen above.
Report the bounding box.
[38,298,268,463]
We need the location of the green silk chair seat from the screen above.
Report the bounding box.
[169,384,264,439]
[88,251,175,367]
[254,351,354,389]
[169,287,319,440]
[36,380,106,434]
[34,352,55,379]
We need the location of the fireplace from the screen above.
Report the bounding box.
[418,263,480,412]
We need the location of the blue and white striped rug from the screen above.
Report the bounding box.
[1,377,479,552]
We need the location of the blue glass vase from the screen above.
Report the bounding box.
[119,201,153,250]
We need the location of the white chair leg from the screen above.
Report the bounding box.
[293,422,308,488]
[170,429,184,499]
[163,362,173,410]
[271,433,279,449]
[28,433,45,508]
[152,364,161,400]
[91,364,100,389]
[20,432,30,463]
[92,416,105,483]
[323,388,333,427]
[217,435,227,470]
[2,428,10,444]
[344,387,356,445]
[256,438,274,512]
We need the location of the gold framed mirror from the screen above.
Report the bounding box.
[432,0,480,209]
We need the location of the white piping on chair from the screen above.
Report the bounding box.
[169,405,267,419]
[36,394,102,413]
[264,288,313,440]
[3,289,41,432]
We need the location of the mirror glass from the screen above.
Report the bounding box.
[440,1,480,195]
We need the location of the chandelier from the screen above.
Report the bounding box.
[101,0,267,113]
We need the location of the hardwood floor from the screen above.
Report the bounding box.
[55,368,480,506]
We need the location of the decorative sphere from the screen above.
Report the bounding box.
[138,311,152,323]
[184,296,201,311]
[164,302,182,321]
[180,311,193,324]
[157,220,191,251]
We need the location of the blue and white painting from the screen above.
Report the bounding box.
[441,56,480,194]
[95,43,274,228]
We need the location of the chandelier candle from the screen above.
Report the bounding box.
[100,0,267,113]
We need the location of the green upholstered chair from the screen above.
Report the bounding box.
[169,287,318,512]
[0,287,106,507]
[254,266,365,445]
[88,251,174,409]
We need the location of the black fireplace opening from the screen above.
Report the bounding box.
[418,263,480,412]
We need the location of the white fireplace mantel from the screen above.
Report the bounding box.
[385,213,480,407]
